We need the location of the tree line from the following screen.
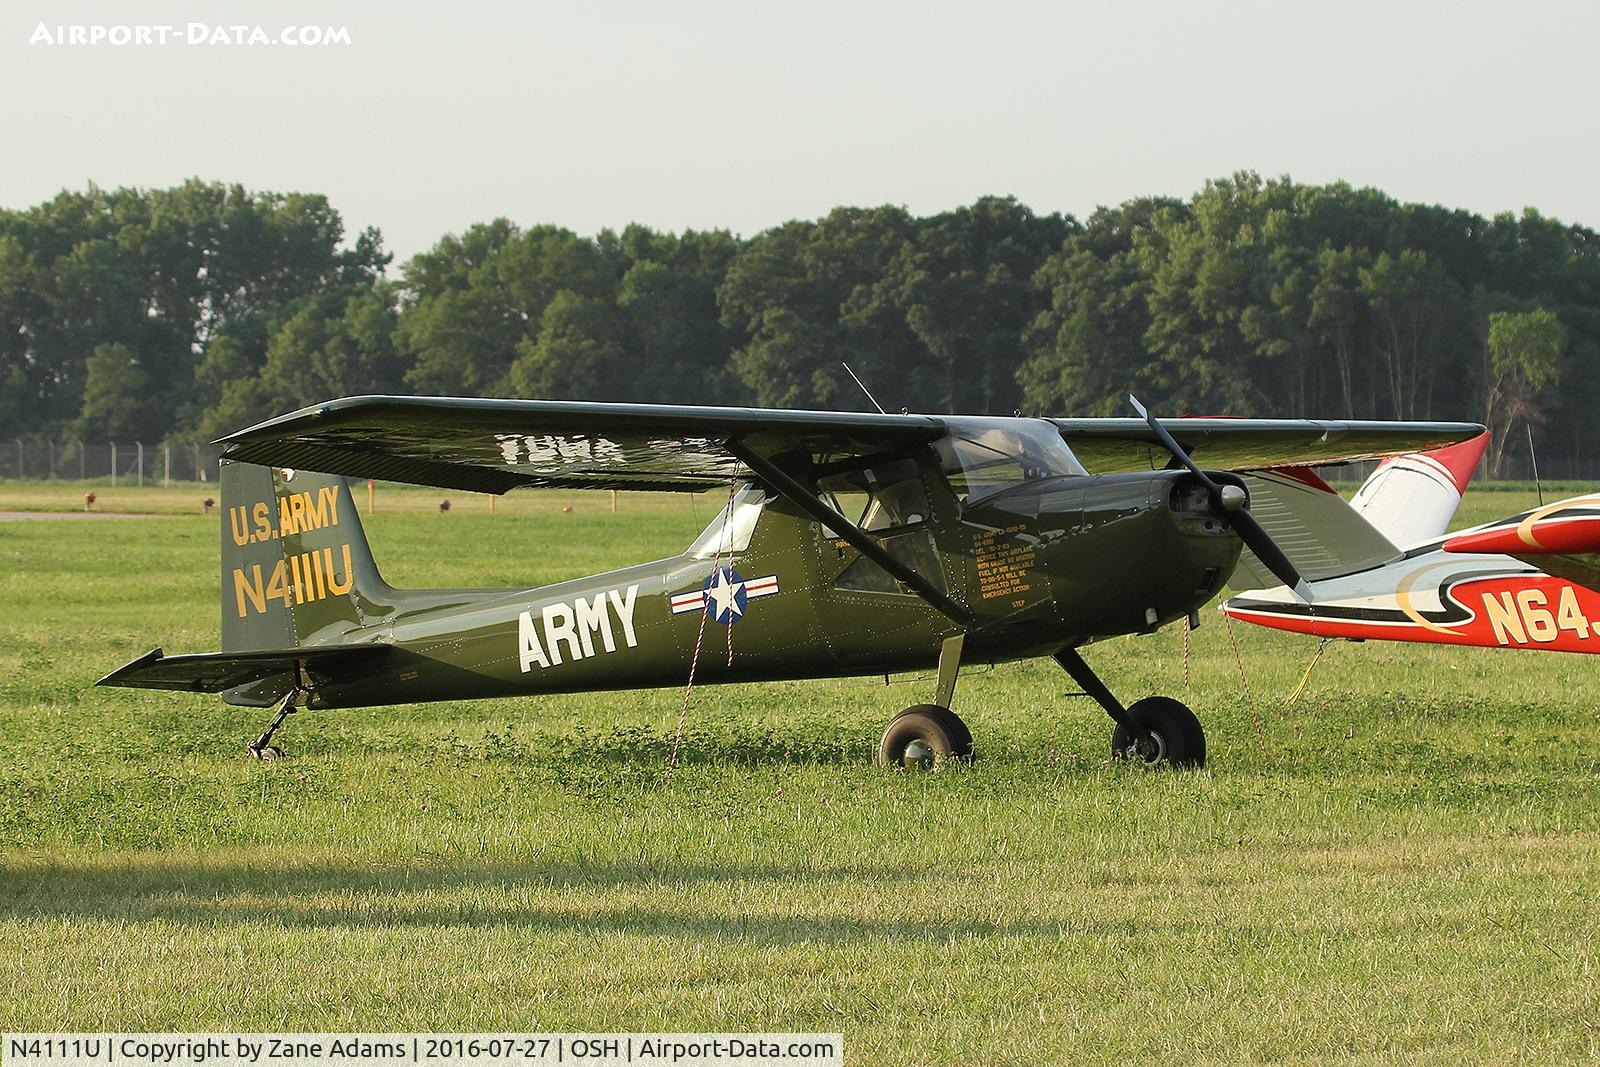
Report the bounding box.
[3,174,1597,473]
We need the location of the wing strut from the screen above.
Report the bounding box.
[724,438,974,626]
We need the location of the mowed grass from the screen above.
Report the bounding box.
[1,482,1598,1064]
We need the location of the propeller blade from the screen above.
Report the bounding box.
[1229,507,1314,603]
[1128,393,1312,604]
[1128,394,1217,494]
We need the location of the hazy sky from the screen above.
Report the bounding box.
[4,0,1597,264]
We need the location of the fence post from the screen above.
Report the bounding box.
[137,442,144,487]
[111,442,117,486]
[163,446,170,487]
[78,440,84,481]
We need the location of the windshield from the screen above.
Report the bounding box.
[936,417,1087,505]
[686,485,768,559]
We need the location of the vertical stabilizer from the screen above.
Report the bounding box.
[1350,431,1490,547]
[220,460,389,652]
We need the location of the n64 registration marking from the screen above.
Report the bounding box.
[1481,583,1592,645]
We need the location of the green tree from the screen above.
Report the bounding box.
[1485,308,1565,475]
[1019,198,1185,415]
[197,289,402,438]
[78,342,161,441]
[863,197,1073,413]
[1360,250,1463,418]
[1307,246,1373,419]
[720,207,916,409]
[509,291,628,399]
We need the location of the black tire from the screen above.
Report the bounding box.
[878,704,973,770]
[1110,696,1206,769]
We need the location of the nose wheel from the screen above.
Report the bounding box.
[878,704,972,770]
[1110,696,1205,768]
[1055,646,1206,769]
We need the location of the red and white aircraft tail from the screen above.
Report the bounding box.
[1224,432,1600,654]
[1347,432,1487,546]
[1226,432,1487,592]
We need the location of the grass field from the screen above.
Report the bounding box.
[1,480,1598,1064]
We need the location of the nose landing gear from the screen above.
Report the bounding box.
[1055,646,1206,768]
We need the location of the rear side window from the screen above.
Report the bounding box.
[819,458,928,533]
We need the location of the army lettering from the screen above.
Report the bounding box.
[228,485,340,546]
[974,525,1036,600]
[519,585,639,671]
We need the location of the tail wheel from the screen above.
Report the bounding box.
[1110,696,1206,769]
[878,704,973,770]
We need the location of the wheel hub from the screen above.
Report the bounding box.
[903,738,935,770]
[1132,730,1167,766]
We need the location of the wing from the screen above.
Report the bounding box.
[1228,469,1401,588]
[218,396,946,493]
[218,396,1485,494]
[1053,417,1485,475]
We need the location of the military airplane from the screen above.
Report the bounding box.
[98,396,1482,768]
[1225,432,1600,656]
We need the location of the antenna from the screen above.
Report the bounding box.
[842,362,887,414]
[1527,424,1544,506]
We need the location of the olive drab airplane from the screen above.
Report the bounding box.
[1224,431,1600,656]
[97,395,1483,768]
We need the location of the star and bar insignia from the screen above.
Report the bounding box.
[670,567,779,624]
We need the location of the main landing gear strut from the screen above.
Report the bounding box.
[878,633,974,770]
[1054,646,1206,768]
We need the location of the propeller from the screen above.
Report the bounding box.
[1129,395,1313,603]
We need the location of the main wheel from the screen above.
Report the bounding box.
[1110,696,1205,769]
[878,704,973,770]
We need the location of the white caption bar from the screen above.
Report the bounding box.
[2,1035,843,1067]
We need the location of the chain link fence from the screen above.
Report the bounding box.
[0,440,226,484]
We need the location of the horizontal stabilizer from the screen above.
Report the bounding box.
[1443,497,1600,594]
[1228,470,1400,590]
[96,644,388,702]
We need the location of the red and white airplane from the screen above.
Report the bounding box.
[1222,433,1600,653]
